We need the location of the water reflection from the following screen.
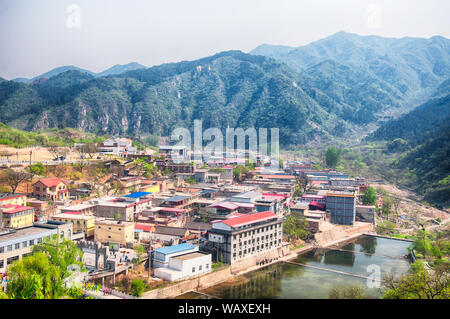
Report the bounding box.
[198,236,411,299]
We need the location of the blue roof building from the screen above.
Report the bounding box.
[153,243,198,267]
[124,192,152,198]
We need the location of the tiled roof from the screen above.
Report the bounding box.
[34,178,65,187]
[0,204,33,214]
[221,211,277,228]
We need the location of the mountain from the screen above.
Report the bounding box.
[368,89,450,207]
[251,31,450,119]
[1,32,449,147]
[95,62,147,77]
[369,93,450,144]
[11,65,95,84]
[9,62,146,83]
[0,51,350,145]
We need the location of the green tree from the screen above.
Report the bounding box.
[6,252,63,299]
[362,186,377,205]
[27,162,47,179]
[325,146,342,167]
[130,279,145,297]
[283,213,311,243]
[383,265,449,299]
[32,235,85,279]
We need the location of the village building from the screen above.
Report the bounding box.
[32,178,69,202]
[50,212,96,237]
[0,205,34,229]
[94,219,135,246]
[205,211,283,264]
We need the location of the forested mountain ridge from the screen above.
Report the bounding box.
[0,32,449,147]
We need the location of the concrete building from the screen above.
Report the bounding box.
[93,195,152,221]
[60,203,96,215]
[151,226,190,244]
[98,137,137,156]
[94,219,135,246]
[326,191,357,225]
[154,251,212,282]
[0,193,27,207]
[50,212,96,237]
[0,205,34,229]
[206,211,283,264]
[158,145,188,162]
[355,205,376,224]
[0,221,73,273]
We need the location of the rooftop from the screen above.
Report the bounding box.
[0,193,26,201]
[124,192,152,198]
[172,252,208,261]
[34,177,65,187]
[154,243,195,255]
[219,211,278,228]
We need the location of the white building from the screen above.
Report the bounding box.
[153,243,212,281]
[98,138,137,156]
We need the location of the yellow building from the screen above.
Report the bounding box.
[0,193,27,206]
[139,181,161,193]
[0,205,34,229]
[94,219,135,246]
[50,212,96,237]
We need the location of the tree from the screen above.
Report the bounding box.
[77,143,98,159]
[325,146,342,168]
[295,175,311,195]
[47,143,63,159]
[32,235,85,279]
[362,186,377,205]
[185,176,196,184]
[27,162,46,181]
[383,265,449,299]
[0,169,30,193]
[6,252,63,299]
[392,197,401,219]
[381,195,393,218]
[134,244,147,263]
[130,279,145,297]
[283,213,311,243]
[328,285,365,299]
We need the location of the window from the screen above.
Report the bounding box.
[0,247,4,253]
[199,265,202,271]
[7,245,12,252]
[29,240,34,246]
[206,263,209,269]
[0,259,3,269]
[37,238,42,243]
[22,241,27,247]
[192,267,195,273]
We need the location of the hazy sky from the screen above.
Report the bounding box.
[1,0,449,79]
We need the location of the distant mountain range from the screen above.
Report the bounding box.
[11,62,147,83]
[1,31,449,147]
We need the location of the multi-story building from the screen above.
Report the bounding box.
[326,191,357,225]
[32,178,69,202]
[93,194,152,221]
[98,137,137,156]
[0,205,34,229]
[206,211,283,264]
[0,221,72,273]
[50,212,96,237]
[94,219,135,246]
[0,193,27,207]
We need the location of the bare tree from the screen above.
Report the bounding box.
[0,169,31,193]
[47,143,62,159]
[392,197,401,219]
[77,143,98,159]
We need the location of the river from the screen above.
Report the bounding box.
[176,235,412,299]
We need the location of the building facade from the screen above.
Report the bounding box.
[206,211,283,264]
[326,191,356,225]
